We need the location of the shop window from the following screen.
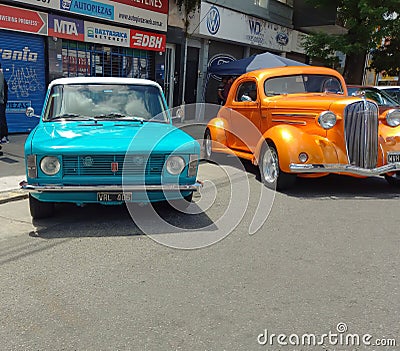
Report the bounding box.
[61,40,152,79]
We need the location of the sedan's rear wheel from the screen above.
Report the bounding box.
[259,144,296,190]
[29,194,55,219]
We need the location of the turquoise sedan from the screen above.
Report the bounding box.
[21,77,201,219]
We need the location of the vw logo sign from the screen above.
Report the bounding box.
[276,32,289,46]
[207,6,220,35]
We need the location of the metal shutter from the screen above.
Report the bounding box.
[0,30,46,133]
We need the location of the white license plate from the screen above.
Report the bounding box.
[97,192,132,202]
[388,153,400,163]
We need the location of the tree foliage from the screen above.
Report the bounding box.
[369,17,400,77]
[302,0,400,83]
[175,0,201,33]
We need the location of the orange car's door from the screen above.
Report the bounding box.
[226,79,261,153]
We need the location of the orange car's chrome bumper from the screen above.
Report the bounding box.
[289,163,400,176]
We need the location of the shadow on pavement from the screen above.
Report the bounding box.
[205,152,400,200]
[30,201,215,239]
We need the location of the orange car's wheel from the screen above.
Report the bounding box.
[259,144,296,191]
[385,173,400,187]
[203,129,213,161]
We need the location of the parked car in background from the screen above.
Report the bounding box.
[21,77,201,219]
[374,86,400,104]
[347,85,400,113]
[205,66,400,190]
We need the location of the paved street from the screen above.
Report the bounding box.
[0,153,399,350]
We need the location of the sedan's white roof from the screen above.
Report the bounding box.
[48,76,161,89]
[375,86,400,89]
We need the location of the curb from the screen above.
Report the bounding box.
[0,189,28,204]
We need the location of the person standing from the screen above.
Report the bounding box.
[217,76,227,105]
[222,76,234,104]
[0,62,9,143]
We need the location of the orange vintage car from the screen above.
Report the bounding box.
[204,66,400,190]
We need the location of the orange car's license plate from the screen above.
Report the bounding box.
[97,192,132,202]
[388,153,400,163]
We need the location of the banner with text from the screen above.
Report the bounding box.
[12,0,167,32]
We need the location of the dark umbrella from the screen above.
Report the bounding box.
[208,51,307,76]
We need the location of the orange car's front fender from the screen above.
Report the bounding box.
[255,125,344,173]
[378,123,400,169]
[207,117,229,152]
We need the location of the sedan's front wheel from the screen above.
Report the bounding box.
[259,144,296,191]
[29,194,55,219]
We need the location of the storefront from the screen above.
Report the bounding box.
[1,0,168,132]
[187,3,300,104]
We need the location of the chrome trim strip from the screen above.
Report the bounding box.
[271,119,307,125]
[289,163,400,176]
[20,182,203,193]
[271,113,316,119]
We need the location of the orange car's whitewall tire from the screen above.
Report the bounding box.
[259,143,296,191]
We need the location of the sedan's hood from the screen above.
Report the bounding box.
[29,121,198,154]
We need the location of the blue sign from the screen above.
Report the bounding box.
[276,32,289,46]
[60,0,114,21]
[207,6,220,35]
[208,54,236,81]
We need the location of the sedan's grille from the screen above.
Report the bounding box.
[63,154,166,176]
[344,100,378,169]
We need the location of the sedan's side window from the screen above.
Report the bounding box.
[236,81,257,102]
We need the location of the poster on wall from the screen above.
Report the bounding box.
[0,4,48,36]
[0,31,46,133]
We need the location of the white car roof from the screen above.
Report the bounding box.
[374,86,400,89]
[48,76,162,90]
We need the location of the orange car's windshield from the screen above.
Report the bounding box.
[264,74,343,96]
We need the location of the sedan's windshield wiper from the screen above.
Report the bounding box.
[49,114,98,121]
[94,113,145,123]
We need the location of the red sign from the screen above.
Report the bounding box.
[130,29,166,52]
[110,0,168,14]
[0,4,47,35]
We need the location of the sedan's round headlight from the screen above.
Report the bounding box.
[166,156,186,175]
[386,109,400,127]
[318,111,337,130]
[40,156,60,176]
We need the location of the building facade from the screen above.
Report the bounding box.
[0,0,168,132]
[168,0,309,110]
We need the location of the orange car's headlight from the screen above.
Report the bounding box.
[318,111,337,130]
[386,109,400,127]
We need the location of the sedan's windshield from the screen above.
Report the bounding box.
[43,84,169,122]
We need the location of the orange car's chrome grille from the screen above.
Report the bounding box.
[344,100,379,169]
[63,154,166,177]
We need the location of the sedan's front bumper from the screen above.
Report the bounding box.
[20,181,203,193]
[289,163,400,176]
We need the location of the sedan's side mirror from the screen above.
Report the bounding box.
[26,107,40,118]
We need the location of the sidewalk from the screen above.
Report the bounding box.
[0,133,29,204]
